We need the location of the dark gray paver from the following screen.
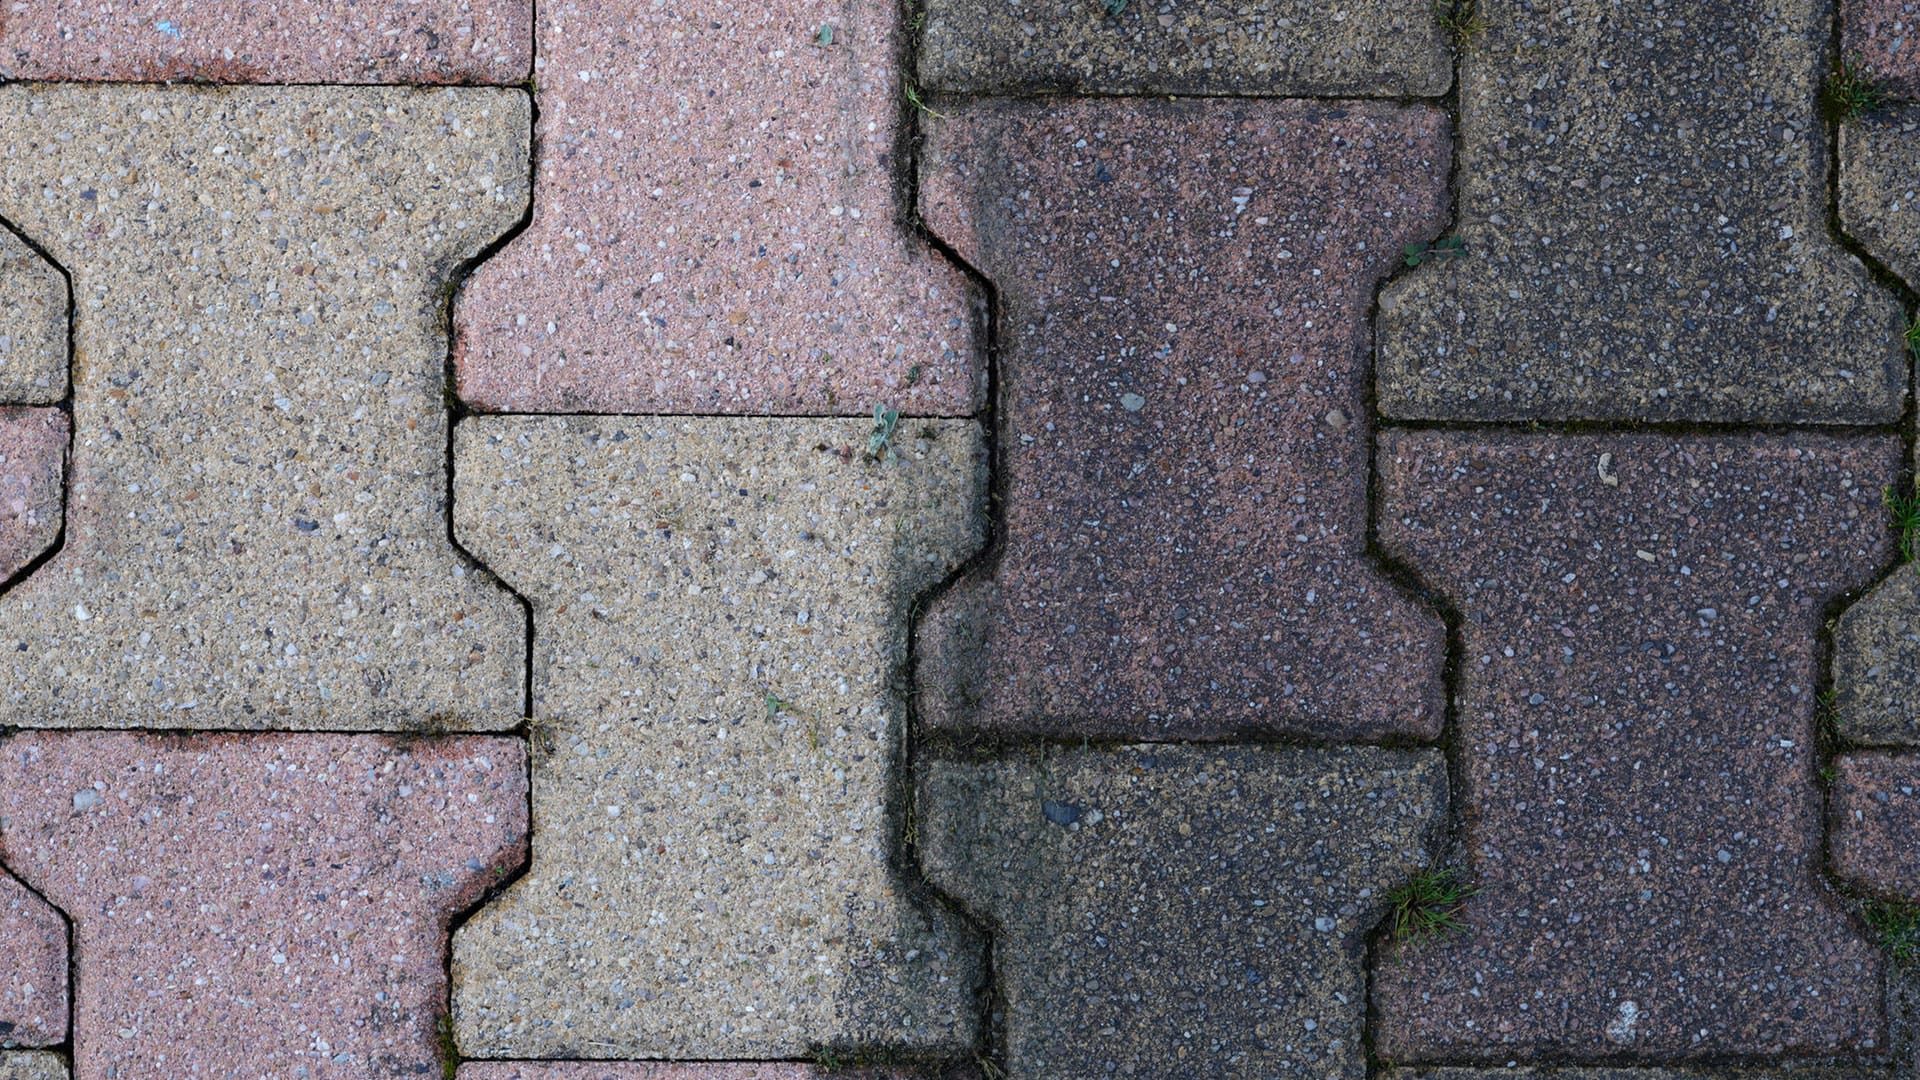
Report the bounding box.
[919,743,1445,1078]
[1376,0,1905,422]
[1374,431,1897,1059]
[915,97,1449,741]
[1839,107,1920,290]
[1386,1069,1885,1079]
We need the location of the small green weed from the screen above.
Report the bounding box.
[1826,55,1884,122]
[1385,866,1477,938]
[1905,312,1920,365]
[1864,899,1920,964]
[1886,482,1920,562]
[1434,0,1486,43]
[1404,236,1466,267]
[865,403,901,462]
[903,83,945,119]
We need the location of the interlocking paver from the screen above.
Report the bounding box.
[1846,0,1920,98]
[1374,431,1897,1059]
[919,744,1444,1078]
[0,409,65,585]
[450,416,984,1058]
[1833,753,1920,897]
[0,1054,65,1080]
[1839,107,1920,290]
[1375,0,1905,422]
[462,1066,913,1079]
[0,85,529,729]
[1386,1070,1882,1080]
[913,98,1447,740]
[0,731,527,1080]
[0,228,64,404]
[451,0,979,415]
[0,872,65,1049]
[918,0,1449,97]
[0,0,530,84]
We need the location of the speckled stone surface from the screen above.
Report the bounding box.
[0,85,529,729]
[1835,565,1920,746]
[1374,432,1897,1059]
[1375,0,1905,422]
[462,1066,917,1079]
[918,0,1449,96]
[0,228,64,404]
[0,1055,65,1080]
[914,98,1447,741]
[0,409,66,586]
[1839,107,1920,291]
[1833,753,1920,898]
[451,0,979,415]
[0,731,527,1080]
[1846,0,1920,97]
[0,0,530,83]
[919,744,1444,1078]
[0,872,64,1049]
[450,416,984,1058]
[1386,1070,1885,1079]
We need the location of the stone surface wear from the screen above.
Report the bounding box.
[1833,753,1920,898]
[0,0,531,83]
[1376,0,1905,422]
[0,731,528,1080]
[0,84,528,729]
[918,0,1449,96]
[1847,0,1920,98]
[452,0,979,415]
[1374,432,1899,1060]
[0,872,65,1050]
[0,1055,65,1080]
[1385,1070,1885,1080]
[914,97,1448,741]
[0,409,66,586]
[461,1067,917,1079]
[0,226,65,403]
[450,416,984,1059]
[1839,106,1920,291]
[919,744,1445,1078]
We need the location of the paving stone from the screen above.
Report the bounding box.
[462,1066,916,1079]
[1385,1069,1886,1079]
[0,409,66,586]
[0,1054,66,1080]
[919,743,1444,1078]
[1375,1,1905,423]
[1839,107,1920,291]
[0,0,530,83]
[1832,753,1920,898]
[1846,0,1920,98]
[0,229,65,404]
[918,0,1449,97]
[1835,565,1920,746]
[914,98,1448,740]
[450,0,979,416]
[450,416,985,1058]
[1374,431,1899,1059]
[0,85,529,729]
[0,730,527,1080]
[0,872,65,1049]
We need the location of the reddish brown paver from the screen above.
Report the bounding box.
[0,409,64,586]
[1374,431,1898,1059]
[0,0,530,83]
[0,731,527,1080]
[1833,753,1920,897]
[1847,0,1920,97]
[0,872,65,1049]
[912,98,1448,741]
[451,0,979,415]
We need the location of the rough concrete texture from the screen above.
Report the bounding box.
[920,744,1444,1078]
[1833,753,1920,897]
[462,1067,919,1080]
[0,85,529,729]
[0,731,527,1080]
[452,0,979,415]
[451,416,984,1058]
[0,873,65,1049]
[1836,565,1920,746]
[914,98,1448,740]
[1375,0,1905,422]
[918,0,1449,96]
[0,409,66,586]
[1839,107,1920,290]
[1846,0,1920,98]
[0,228,65,404]
[0,0,530,83]
[1374,431,1898,1059]
[1385,1070,1886,1079]
[0,1055,65,1080]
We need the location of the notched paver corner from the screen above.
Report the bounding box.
[1376,0,1905,422]
[0,870,66,1050]
[1846,0,1920,100]
[452,0,981,415]
[918,0,1450,97]
[914,97,1449,741]
[1834,564,1920,746]
[449,416,986,1059]
[0,409,66,587]
[0,84,533,730]
[917,743,1445,1077]
[1840,105,1920,291]
[0,228,66,405]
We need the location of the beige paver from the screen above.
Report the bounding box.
[0,85,529,729]
[0,228,64,404]
[451,416,985,1058]
[0,1054,66,1080]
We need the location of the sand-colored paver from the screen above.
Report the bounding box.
[0,228,64,404]
[0,1054,66,1080]
[451,416,984,1058]
[0,409,65,587]
[0,873,65,1049]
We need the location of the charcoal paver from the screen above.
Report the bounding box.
[1839,107,1920,290]
[1374,431,1897,1059]
[1833,753,1920,898]
[1,0,530,83]
[918,0,1449,97]
[0,228,64,404]
[0,409,65,586]
[0,872,65,1049]
[451,0,979,415]
[913,97,1448,741]
[0,85,529,729]
[1846,0,1920,98]
[1386,1069,1883,1080]
[450,416,984,1058]
[0,731,528,1080]
[1375,0,1905,422]
[918,743,1445,1078]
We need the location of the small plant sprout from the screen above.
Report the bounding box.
[1905,312,1920,365]
[1404,236,1467,267]
[1864,898,1920,964]
[1385,866,1478,938]
[1826,55,1884,122]
[1433,0,1486,43]
[1885,482,1920,562]
[865,403,901,462]
[903,83,945,119]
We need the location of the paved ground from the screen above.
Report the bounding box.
[2,0,1920,1078]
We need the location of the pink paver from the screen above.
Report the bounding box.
[912,98,1449,741]
[1833,753,1920,897]
[461,1067,909,1079]
[1847,0,1920,97]
[0,731,528,1080]
[0,409,63,587]
[0,0,531,83]
[451,0,980,415]
[0,871,65,1049]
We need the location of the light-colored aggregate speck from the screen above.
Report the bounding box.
[0,227,65,403]
[0,84,530,729]
[451,415,986,1058]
